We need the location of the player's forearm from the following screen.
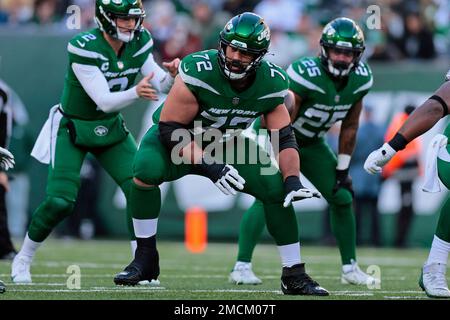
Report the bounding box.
[180,141,204,164]
[397,101,444,143]
[338,125,358,156]
[278,148,300,180]
[72,63,139,113]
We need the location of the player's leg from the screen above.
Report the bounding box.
[300,139,376,285]
[12,118,86,283]
[114,125,191,285]
[93,133,137,256]
[229,135,328,295]
[229,199,265,284]
[419,157,450,298]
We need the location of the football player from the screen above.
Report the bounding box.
[364,71,450,298]
[113,12,329,296]
[11,0,179,283]
[229,17,378,286]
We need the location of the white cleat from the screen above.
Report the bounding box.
[419,263,450,298]
[341,260,380,286]
[11,255,32,284]
[228,263,262,285]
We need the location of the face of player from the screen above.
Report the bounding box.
[327,47,355,66]
[225,46,256,74]
[116,17,137,35]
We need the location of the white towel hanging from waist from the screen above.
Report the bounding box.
[30,105,63,166]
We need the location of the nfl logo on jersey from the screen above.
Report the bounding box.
[232,97,240,105]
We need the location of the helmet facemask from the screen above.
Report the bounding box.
[218,37,267,80]
[320,42,363,77]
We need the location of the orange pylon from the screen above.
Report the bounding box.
[185,206,207,253]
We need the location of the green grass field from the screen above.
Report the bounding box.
[0,239,444,300]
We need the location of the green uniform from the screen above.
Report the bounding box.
[435,123,450,242]
[238,56,373,265]
[130,49,301,246]
[28,28,155,242]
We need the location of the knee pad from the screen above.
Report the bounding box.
[331,188,353,206]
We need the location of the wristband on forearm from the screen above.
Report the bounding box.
[388,132,408,151]
[284,175,303,194]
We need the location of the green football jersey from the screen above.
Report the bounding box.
[287,56,373,142]
[60,28,154,120]
[173,49,289,133]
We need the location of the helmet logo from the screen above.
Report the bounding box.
[225,22,233,31]
[129,8,142,14]
[232,97,240,105]
[231,39,247,49]
[94,126,109,137]
[257,28,270,41]
[102,0,110,4]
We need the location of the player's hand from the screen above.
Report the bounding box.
[333,169,354,197]
[283,176,321,208]
[0,172,9,192]
[0,147,14,172]
[136,72,159,101]
[163,58,181,77]
[213,164,245,195]
[364,143,396,175]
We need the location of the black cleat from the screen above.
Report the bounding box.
[281,263,329,296]
[114,236,160,286]
[0,280,5,294]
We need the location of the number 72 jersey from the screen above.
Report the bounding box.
[287,56,373,142]
[175,49,289,132]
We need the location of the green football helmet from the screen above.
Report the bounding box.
[319,17,365,77]
[218,12,270,80]
[95,0,146,43]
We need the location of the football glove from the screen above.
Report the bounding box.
[195,161,245,195]
[364,143,396,175]
[283,176,321,208]
[0,147,14,171]
[333,169,354,197]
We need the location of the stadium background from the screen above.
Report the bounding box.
[0,0,449,247]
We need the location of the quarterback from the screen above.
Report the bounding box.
[114,12,329,296]
[229,18,377,286]
[11,0,179,283]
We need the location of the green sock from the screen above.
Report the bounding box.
[129,182,161,220]
[237,200,266,262]
[330,203,356,265]
[436,196,450,242]
[264,202,298,246]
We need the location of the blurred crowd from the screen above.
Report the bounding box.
[1,0,450,66]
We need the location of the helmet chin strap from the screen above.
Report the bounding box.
[116,29,134,42]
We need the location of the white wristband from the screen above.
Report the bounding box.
[336,154,351,170]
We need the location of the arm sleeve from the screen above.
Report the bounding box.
[141,53,174,94]
[72,63,139,113]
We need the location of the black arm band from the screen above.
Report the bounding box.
[158,121,193,151]
[388,132,408,151]
[429,95,448,118]
[270,124,299,152]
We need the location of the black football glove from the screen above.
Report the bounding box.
[333,169,354,197]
